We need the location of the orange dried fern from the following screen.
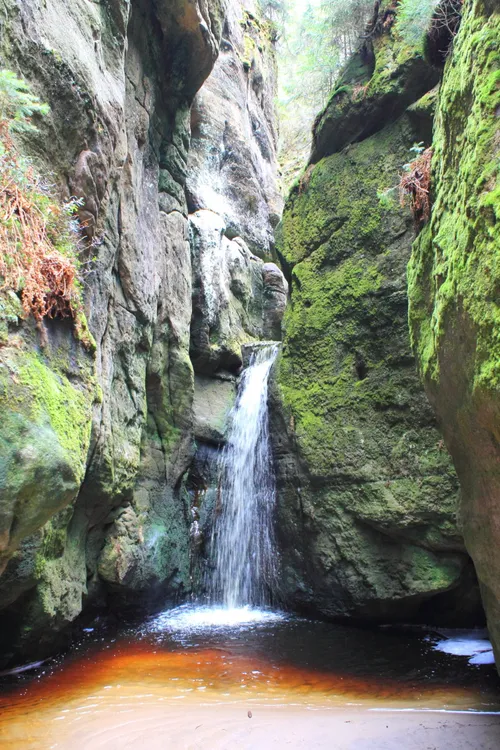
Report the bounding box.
[399,147,432,226]
[0,119,81,335]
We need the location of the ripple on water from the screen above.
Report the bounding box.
[1,610,500,750]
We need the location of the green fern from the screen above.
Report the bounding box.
[0,69,50,133]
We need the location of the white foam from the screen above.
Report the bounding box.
[148,604,286,633]
[469,651,496,665]
[432,634,495,665]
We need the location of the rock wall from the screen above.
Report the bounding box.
[184,0,287,580]
[188,0,285,381]
[271,0,482,625]
[408,0,500,661]
[0,0,285,664]
[186,1,283,256]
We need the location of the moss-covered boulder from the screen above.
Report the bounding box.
[408,0,500,660]
[272,75,481,622]
[0,333,94,575]
[0,315,95,659]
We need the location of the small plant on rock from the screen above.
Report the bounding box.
[0,70,88,344]
[395,0,440,47]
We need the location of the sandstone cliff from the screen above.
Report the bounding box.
[408,0,500,662]
[271,0,482,625]
[1,0,497,675]
[0,0,285,664]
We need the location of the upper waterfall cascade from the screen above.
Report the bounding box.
[210,343,280,609]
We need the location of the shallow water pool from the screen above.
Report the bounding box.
[0,605,499,748]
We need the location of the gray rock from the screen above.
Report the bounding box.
[190,208,265,374]
[0,0,226,660]
[0,0,286,663]
[193,375,236,444]
[262,263,288,341]
[186,0,283,257]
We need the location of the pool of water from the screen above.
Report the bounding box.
[0,605,499,748]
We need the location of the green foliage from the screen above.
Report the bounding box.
[394,0,439,48]
[0,69,49,133]
[258,0,288,28]
[377,186,398,210]
[276,0,373,187]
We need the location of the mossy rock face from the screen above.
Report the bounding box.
[408,0,500,662]
[310,0,440,163]
[0,334,94,578]
[272,94,481,624]
[0,0,230,663]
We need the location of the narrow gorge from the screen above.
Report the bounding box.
[1,0,500,747]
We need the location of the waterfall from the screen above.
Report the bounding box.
[210,343,279,609]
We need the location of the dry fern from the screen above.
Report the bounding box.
[399,147,432,226]
[0,73,83,340]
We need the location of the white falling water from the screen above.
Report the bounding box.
[210,343,279,609]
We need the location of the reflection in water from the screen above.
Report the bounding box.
[0,606,499,748]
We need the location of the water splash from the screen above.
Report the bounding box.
[210,343,279,609]
[149,604,286,634]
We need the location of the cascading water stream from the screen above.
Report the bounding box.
[209,343,279,609]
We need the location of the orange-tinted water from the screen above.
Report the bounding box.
[0,607,499,748]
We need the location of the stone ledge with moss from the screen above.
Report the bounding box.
[310,0,441,164]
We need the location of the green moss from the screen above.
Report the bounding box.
[242,34,257,68]
[0,347,93,484]
[282,117,415,266]
[14,352,91,475]
[278,111,455,484]
[0,341,94,587]
[272,0,471,624]
[74,307,97,352]
[408,3,500,393]
[407,85,440,119]
[405,0,500,662]
[239,8,274,70]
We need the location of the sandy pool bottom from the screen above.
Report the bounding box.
[2,699,500,750]
[1,608,500,749]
